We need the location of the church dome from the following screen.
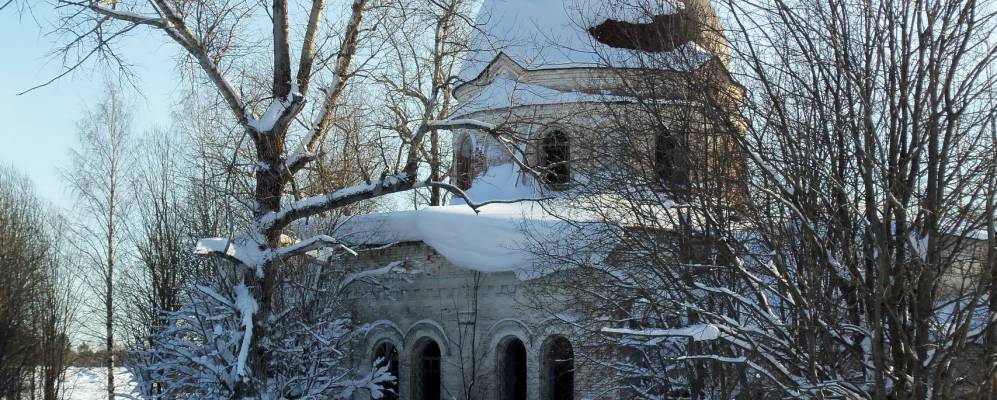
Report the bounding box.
[459,0,726,81]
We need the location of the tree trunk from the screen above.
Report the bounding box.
[985,178,997,400]
[233,133,287,399]
[106,177,117,400]
[106,251,115,400]
[430,128,442,206]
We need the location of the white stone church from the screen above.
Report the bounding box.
[332,0,740,399]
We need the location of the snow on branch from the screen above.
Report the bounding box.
[337,261,423,293]
[274,234,357,259]
[247,98,290,133]
[194,234,361,270]
[233,282,258,378]
[246,89,304,133]
[335,362,396,399]
[261,173,415,230]
[83,3,168,27]
[602,324,722,342]
[286,130,320,172]
[194,285,236,310]
[194,237,264,266]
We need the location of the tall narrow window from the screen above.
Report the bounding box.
[655,130,688,185]
[541,337,574,400]
[498,338,528,400]
[541,131,571,186]
[455,136,474,190]
[373,343,400,400]
[413,340,442,400]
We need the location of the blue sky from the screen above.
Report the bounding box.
[0,7,180,209]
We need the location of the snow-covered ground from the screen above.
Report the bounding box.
[60,367,136,400]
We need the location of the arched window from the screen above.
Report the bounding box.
[455,136,475,190]
[497,337,527,400]
[373,342,400,400]
[655,130,688,185]
[413,340,442,400]
[541,337,574,400]
[541,131,571,186]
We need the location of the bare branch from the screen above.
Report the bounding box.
[287,0,369,174]
[148,0,250,131]
[77,1,167,27]
[425,181,552,212]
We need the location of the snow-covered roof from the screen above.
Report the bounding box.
[313,164,692,279]
[460,0,716,81]
[326,202,618,281]
[452,0,722,117]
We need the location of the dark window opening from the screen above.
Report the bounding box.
[588,14,688,53]
[499,338,528,400]
[541,131,571,187]
[655,130,688,185]
[542,337,574,400]
[374,343,400,400]
[414,340,442,400]
[455,136,474,190]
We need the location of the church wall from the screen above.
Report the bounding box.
[457,102,690,168]
[455,99,747,207]
[936,234,992,299]
[345,242,615,400]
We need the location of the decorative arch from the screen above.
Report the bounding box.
[487,319,535,349]
[540,335,575,400]
[363,321,405,354]
[404,320,451,357]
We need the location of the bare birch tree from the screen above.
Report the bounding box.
[65,85,135,399]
